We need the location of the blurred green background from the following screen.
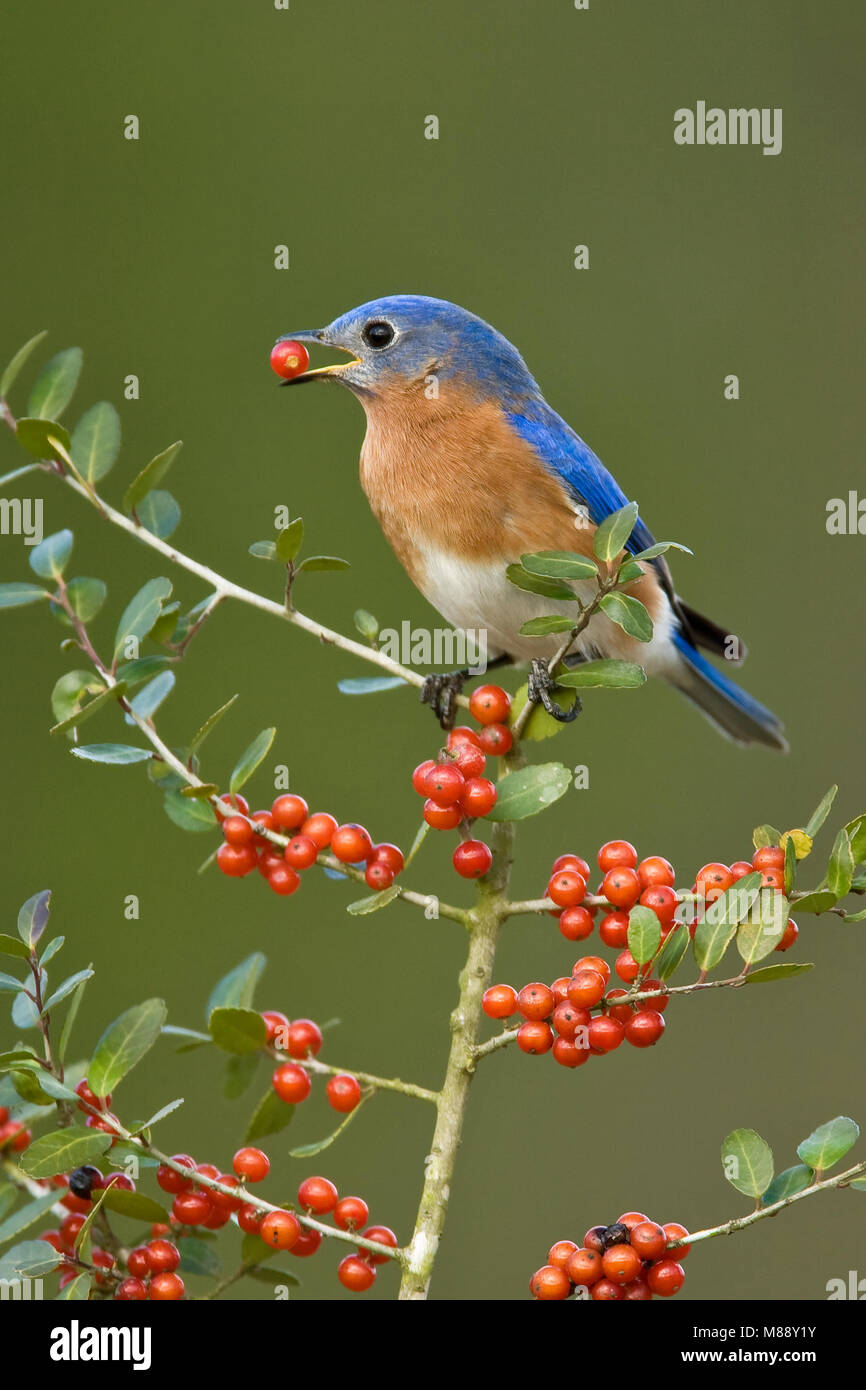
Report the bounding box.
[1,0,864,1301]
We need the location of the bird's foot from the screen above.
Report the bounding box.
[527,659,581,723]
[420,669,469,730]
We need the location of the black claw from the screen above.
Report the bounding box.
[527,659,581,724]
[420,669,469,730]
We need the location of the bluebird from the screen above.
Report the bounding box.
[277,295,786,750]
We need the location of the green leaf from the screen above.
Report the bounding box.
[42,968,94,1013]
[245,1265,301,1288]
[805,786,838,839]
[721,1128,774,1197]
[137,489,181,540]
[115,655,174,689]
[827,829,854,899]
[0,1189,59,1247]
[275,517,304,563]
[520,550,598,581]
[631,540,693,562]
[32,1072,81,1104]
[346,885,402,915]
[505,563,577,601]
[56,1272,93,1300]
[616,560,644,583]
[761,1165,814,1205]
[229,727,275,795]
[0,329,49,398]
[248,540,277,560]
[0,934,31,961]
[337,676,406,694]
[652,924,690,981]
[842,905,866,923]
[784,834,797,895]
[189,694,239,753]
[207,953,266,1018]
[27,347,82,419]
[0,1239,63,1280]
[128,671,175,720]
[744,961,814,984]
[40,936,64,965]
[519,615,578,636]
[797,1116,860,1172]
[50,681,125,736]
[626,906,661,965]
[50,670,103,725]
[19,1126,112,1179]
[0,973,27,993]
[70,402,121,483]
[163,790,217,832]
[737,893,788,964]
[557,659,647,689]
[846,815,866,865]
[296,555,350,572]
[12,989,40,1028]
[224,1053,259,1100]
[245,1087,295,1143]
[592,501,639,562]
[792,890,838,915]
[177,1236,222,1277]
[57,577,107,625]
[70,743,151,765]
[28,529,73,581]
[692,877,762,972]
[100,1186,170,1224]
[58,977,89,1062]
[353,609,379,641]
[752,824,781,850]
[123,441,182,514]
[0,582,50,608]
[10,1067,54,1104]
[18,890,51,949]
[598,591,653,642]
[209,1007,268,1054]
[289,1105,360,1158]
[113,577,173,661]
[485,762,572,821]
[502,683,578,746]
[14,417,72,460]
[88,998,167,1096]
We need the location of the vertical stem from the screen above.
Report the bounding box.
[398,755,520,1300]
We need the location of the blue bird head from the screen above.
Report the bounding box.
[276,295,540,404]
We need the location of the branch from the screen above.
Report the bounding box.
[296,1054,438,1105]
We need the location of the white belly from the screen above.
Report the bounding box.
[417,545,675,674]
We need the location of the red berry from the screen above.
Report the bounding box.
[599,910,629,948]
[591,1278,625,1301]
[214,792,250,823]
[222,815,254,847]
[573,954,611,983]
[262,1010,290,1046]
[517,982,555,1021]
[338,1254,376,1291]
[529,1264,571,1300]
[423,799,463,830]
[776,918,798,952]
[477,722,512,756]
[459,777,497,818]
[752,845,785,871]
[370,842,404,875]
[448,739,486,779]
[446,725,481,750]
[267,864,301,896]
[209,1175,243,1217]
[552,1035,590,1067]
[516,1020,554,1055]
[217,842,258,877]
[640,884,678,926]
[630,1221,667,1261]
[238,1203,262,1235]
[0,1106,8,1125]
[287,1018,323,1058]
[552,1001,588,1037]
[412,760,436,795]
[587,1015,624,1053]
[759,867,785,890]
[731,860,755,880]
[616,1210,649,1230]
[260,1210,301,1250]
[603,1243,643,1285]
[284,834,319,870]
[550,976,573,1005]
[334,1196,369,1230]
[624,1010,666,1047]
[423,764,465,807]
[623,1277,652,1300]
[271,794,309,831]
[647,1258,685,1297]
[331,823,373,863]
[453,840,492,878]
[469,684,511,724]
[301,811,338,847]
[615,949,640,984]
[60,1213,85,1247]
[584,1226,607,1254]
[662,1222,691,1257]
[566,1247,604,1286]
[40,1230,65,1254]
[548,869,587,908]
[172,1191,212,1225]
[126,1246,151,1278]
[270,339,310,380]
[558,905,595,942]
[156,1155,195,1194]
[636,979,668,1013]
[695,862,734,902]
[76,1079,110,1113]
[597,840,637,872]
[147,1239,180,1274]
[233,1147,270,1182]
[567,969,606,1008]
[548,1239,579,1269]
[272,1062,311,1103]
[552,853,592,879]
[290,1228,322,1257]
[251,810,276,833]
[361,1226,398,1264]
[298,1175,338,1214]
[482,984,517,1019]
[605,988,634,1024]
[326,1074,362,1113]
[602,866,641,909]
[149,1271,185,1300]
[638,855,675,888]
[116,1277,147,1300]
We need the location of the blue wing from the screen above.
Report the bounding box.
[505,402,657,556]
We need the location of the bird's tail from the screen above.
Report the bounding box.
[666,631,788,751]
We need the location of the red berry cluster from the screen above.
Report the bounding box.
[215,792,405,897]
[484,951,667,1067]
[263,1010,363,1111]
[690,845,797,950]
[411,685,513,880]
[117,1238,185,1300]
[530,1212,690,1300]
[0,1105,31,1153]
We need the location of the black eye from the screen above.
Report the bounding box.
[362,320,395,349]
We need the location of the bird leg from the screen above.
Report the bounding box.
[420,669,469,730]
[527,659,581,723]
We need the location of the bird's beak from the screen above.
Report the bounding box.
[274,330,361,386]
